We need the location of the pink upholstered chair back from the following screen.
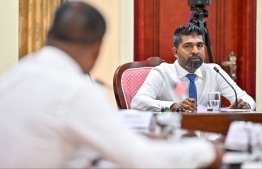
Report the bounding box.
[121,68,152,109]
[113,57,165,109]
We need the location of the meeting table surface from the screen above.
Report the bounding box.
[180,111,262,135]
[177,111,262,169]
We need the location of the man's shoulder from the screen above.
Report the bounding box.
[201,63,221,71]
[153,62,175,72]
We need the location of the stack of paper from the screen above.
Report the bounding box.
[118,110,156,133]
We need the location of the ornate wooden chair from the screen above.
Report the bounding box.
[113,57,165,109]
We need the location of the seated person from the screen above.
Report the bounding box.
[131,24,255,112]
[0,2,223,169]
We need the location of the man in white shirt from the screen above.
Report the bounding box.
[131,24,255,112]
[0,2,223,168]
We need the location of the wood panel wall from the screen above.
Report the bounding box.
[134,0,256,105]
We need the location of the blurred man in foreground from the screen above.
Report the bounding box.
[0,2,223,168]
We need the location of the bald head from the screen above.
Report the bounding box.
[48,1,106,46]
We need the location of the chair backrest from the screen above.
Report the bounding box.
[113,57,165,109]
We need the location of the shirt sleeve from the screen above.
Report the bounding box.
[64,85,216,168]
[131,69,175,111]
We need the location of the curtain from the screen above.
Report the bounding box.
[19,0,67,59]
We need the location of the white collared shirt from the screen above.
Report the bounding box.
[131,60,255,111]
[0,46,216,168]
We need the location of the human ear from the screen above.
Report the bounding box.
[83,40,103,74]
[172,47,178,58]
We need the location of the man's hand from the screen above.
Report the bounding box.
[229,99,251,109]
[170,98,197,112]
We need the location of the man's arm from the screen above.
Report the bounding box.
[65,85,222,168]
[217,67,255,110]
[131,69,174,111]
[229,98,252,109]
[170,98,197,112]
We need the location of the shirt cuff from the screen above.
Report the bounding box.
[241,99,255,110]
[159,101,175,109]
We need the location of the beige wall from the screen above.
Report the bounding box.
[81,0,121,106]
[256,1,262,111]
[0,0,18,77]
[120,0,134,65]
[80,0,133,107]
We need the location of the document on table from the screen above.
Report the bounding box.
[197,105,251,113]
[220,108,251,112]
[197,104,220,113]
[117,110,156,133]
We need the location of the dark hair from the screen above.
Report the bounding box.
[48,1,106,46]
[173,24,204,48]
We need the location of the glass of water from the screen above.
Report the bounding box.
[207,90,221,112]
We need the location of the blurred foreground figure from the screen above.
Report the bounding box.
[0,1,222,168]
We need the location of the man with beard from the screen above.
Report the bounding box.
[131,24,255,112]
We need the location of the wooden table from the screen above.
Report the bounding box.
[181,112,262,135]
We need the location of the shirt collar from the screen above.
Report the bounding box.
[37,46,84,75]
[174,60,203,79]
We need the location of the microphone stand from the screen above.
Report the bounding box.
[214,67,238,109]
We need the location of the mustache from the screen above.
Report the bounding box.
[188,54,202,59]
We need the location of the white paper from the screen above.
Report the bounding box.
[197,104,220,113]
[197,104,207,112]
[220,108,251,112]
[225,121,250,151]
[197,105,251,113]
[222,152,251,164]
[118,110,155,132]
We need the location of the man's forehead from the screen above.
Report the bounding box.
[180,34,204,43]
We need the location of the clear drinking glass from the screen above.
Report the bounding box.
[207,90,221,111]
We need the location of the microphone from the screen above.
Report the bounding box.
[213,67,238,109]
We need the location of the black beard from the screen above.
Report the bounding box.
[178,53,204,70]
